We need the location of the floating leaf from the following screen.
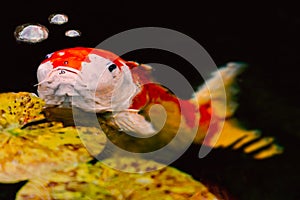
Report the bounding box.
[16,158,217,200]
[0,92,106,183]
[0,92,44,130]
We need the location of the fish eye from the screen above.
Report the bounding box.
[64,61,68,65]
[108,64,117,72]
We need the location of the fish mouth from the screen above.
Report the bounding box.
[46,82,82,108]
[59,95,72,108]
[44,94,74,108]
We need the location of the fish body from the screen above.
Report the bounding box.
[37,47,283,158]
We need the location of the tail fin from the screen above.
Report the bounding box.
[195,62,246,118]
[212,119,284,159]
[193,62,283,159]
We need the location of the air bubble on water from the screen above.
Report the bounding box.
[48,13,68,25]
[14,23,49,43]
[65,30,81,37]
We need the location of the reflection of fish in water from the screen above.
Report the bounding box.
[35,47,283,159]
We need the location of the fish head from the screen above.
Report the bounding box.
[36,47,139,112]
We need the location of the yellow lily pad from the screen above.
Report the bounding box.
[0,92,107,183]
[0,92,44,130]
[0,122,107,183]
[16,158,217,200]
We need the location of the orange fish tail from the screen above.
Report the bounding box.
[191,62,283,159]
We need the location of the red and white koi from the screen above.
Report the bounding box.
[36,47,283,159]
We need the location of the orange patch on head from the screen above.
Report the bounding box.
[41,47,128,70]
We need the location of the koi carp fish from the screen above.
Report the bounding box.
[36,47,283,159]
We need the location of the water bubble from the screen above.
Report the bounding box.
[65,30,81,37]
[14,23,49,43]
[48,13,68,25]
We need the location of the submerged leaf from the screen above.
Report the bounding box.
[0,92,106,183]
[16,158,217,200]
[0,92,44,130]
[0,122,107,183]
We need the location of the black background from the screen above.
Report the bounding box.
[1,1,299,199]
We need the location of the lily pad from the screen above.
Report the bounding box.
[16,158,217,200]
[0,92,44,130]
[0,92,106,183]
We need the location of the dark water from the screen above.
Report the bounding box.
[1,2,299,200]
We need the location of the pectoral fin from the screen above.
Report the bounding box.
[112,111,156,137]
